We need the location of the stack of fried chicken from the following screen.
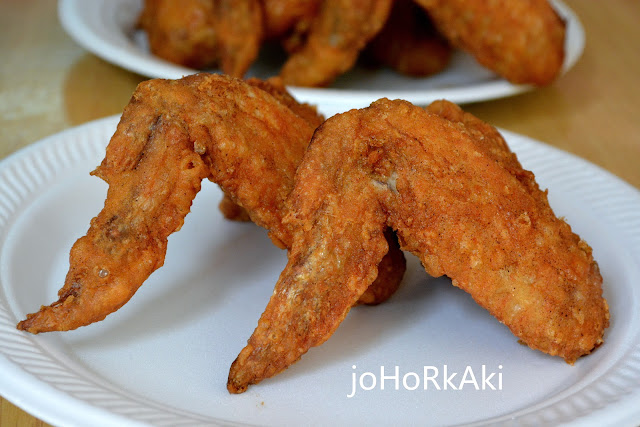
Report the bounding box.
[138,0,567,87]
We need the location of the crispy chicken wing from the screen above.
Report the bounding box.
[227,99,608,393]
[213,0,263,77]
[262,0,321,41]
[139,0,262,77]
[364,0,452,77]
[279,0,393,87]
[17,75,404,333]
[139,0,219,69]
[414,0,566,85]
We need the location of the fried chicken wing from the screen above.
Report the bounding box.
[213,0,263,78]
[139,0,262,77]
[279,0,393,87]
[364,0,452,77]
[216,76,323,223]
[139,0,219,69]
[414,0,566,85]
[219,192,252,222]
[227,99,608,393]
[17,75,405,333]
[262,0,321,41]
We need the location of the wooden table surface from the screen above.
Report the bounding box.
[1,1,639,425]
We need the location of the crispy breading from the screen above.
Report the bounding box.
[213,0,263,77]
[227,99,608,393]
[279,0,393,87]
[17,75,405,333]
[262,0,321,40]
[414,0,566,85]
[139,0,219,69]
[138,0,262,77]
[364,0,452,77]
[17,75,313,332]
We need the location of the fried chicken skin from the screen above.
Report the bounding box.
[227,99,608,393]
[17,75,404,333]
[364,0,452,77]
[139,0,219,69]
[279,0,393,87]
[139,0,262,77]
[213,0,263,78]
[262,0,321,41]
[218,192,252,222]
[216,76,324,223]
[414,0,566,85]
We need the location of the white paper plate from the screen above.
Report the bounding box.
[58,0,585,116]
[1,117,640,426]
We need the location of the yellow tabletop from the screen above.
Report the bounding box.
[1,1,639,425]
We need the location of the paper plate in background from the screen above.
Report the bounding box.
[58,0,585,116]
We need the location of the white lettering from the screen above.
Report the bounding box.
[459,366,479,390]
[423,366,440,390]
[346,364,504,397]
[443,365,458,390]
[347,365,357,398]
[360,372,377,391]
[380,365,400,390]
[482,365,496,390]
[403,372,420,391]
